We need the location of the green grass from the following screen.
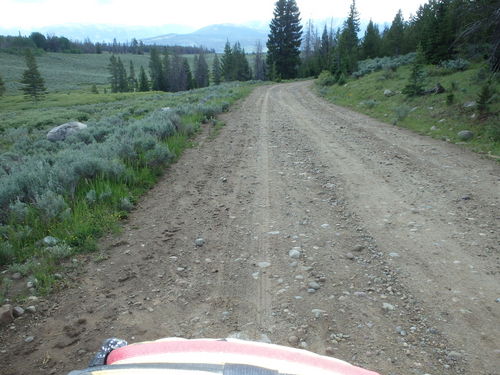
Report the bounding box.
[317,63,500,157]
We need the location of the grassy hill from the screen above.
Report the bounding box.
[316,61,499,157]
[0,52,223,94]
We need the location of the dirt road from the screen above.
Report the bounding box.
[1,81,498,375]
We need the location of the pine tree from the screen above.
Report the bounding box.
[0,74,5,97]
[403,44,426,97]
[138,66,150,91]
[221,41,234,81]
[266,0,303,79]
[194,52,210,88]
[319,25,332,72]
[149,47,164,91]
[386,10,406,56]
[361,20,381,59]
[232,42,252,81]
[116,57,128,92]
[128,61,138,92]
[337,0,360,74]
[183,58,195,90]
[212,54,222,85]
[20,49,47,102]
[108,55,119,93]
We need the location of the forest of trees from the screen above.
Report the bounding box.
[299,0,499,79]
[0,33,213,55]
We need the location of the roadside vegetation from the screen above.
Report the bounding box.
[315,54,499,157]
[0,80,254,302]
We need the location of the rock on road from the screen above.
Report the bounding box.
[1,81,498,375]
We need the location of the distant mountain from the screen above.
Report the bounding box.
[142,24,269,53]
[0,24,196,43]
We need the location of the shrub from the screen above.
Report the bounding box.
[0,241,15,266]
[317,70,337,86]
[35,190,70,221]
[360,99,378,109]
[393,104,412,124]
[353,53,416,78]
[440,58,470,72]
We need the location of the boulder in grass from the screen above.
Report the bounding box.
[47,121,87,142]
[384,89,395,97]
[457,130,474,141]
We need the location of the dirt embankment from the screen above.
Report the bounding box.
[1,81,498,375]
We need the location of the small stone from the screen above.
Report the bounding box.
[53,273,63,280]
[321,223,330,228]
[388,252,400,258]
[12,306,25,318]
[26,281,34,288]
[384,89,395,97]
[312,309,326,318]
[24,336,35,343]
[430,126,439,131]
[11,272,22,280]
[457,130,474,141]
[26,306,36,314]
[27,296,39,303]
[496,298,500,303]
[382,303,395,311]
[257,262,271,268]
[446,351,463,361]
[463,101,476,109]
[345,252,354,260]
[289,248,301,259]
[461,195,471,201]
[43,236,59,246]
[354,291,367,297]
[0,305,14,326]
[325,347,335,355]
[299,341,308,349]
[288,335,299,346]
[308,281,321,290]
[194,238,205,247]
[353,245,364,252]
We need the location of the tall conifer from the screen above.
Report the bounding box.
[20,49,47,101]
[267,0,303,79]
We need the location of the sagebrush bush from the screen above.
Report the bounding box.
[440,58,470,72]
[393,105,412,124]
[316,70,337,86]
[354,53,416,78]
[35,190,70,221]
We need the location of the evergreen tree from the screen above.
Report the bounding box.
[403,44,426,97]
[128,60,138,92]
[108,55,119,93]
[254,40,267,80]
[20,49,47,102]
[149,47,164,91]
[183,58,195,90]
[91,83,99,94]
[0,74,5,97]
[319,25,333,71]
[212,54,222,85]
[266,0,303,79]
[385,10,406,56]
[232,42,252,81]
[194,52,210,88]
[361,20,381,59]
[118,57,128,92]
[336,0,360,74]
[221,41,234,81]
[138,66,150,91]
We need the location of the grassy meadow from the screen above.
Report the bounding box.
[0,51,223,95]
[316,59,500,157]
[0,51,254,301]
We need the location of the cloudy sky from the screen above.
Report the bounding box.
[2,0,428,29]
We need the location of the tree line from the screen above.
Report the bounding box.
[264,0,498,82]
[0,33,213,55]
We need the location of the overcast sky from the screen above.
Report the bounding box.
[2,0,428,29]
